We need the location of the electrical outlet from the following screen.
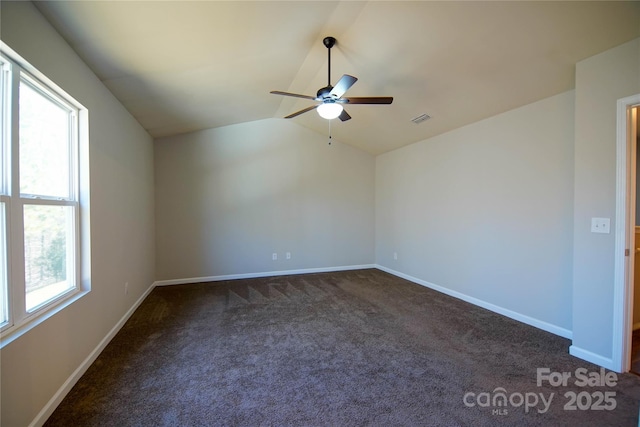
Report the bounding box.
[393,252,398,260]
[286,252,291,260]
[272,253,278,261]
[125,282,129,295]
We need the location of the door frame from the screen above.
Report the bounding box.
[613,94,640,373]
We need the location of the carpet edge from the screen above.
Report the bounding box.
[154,264,377,286]
[376,264,573,340]
[29,281,157,427]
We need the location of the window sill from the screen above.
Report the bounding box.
[0,288,89,349]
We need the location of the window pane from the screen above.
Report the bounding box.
[19,80,71,198]
[0,202,8,325]
[24,204,74,312]
[0,60,9,196]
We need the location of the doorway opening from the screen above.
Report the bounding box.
[613,95,640,374]
[629,105,640,374]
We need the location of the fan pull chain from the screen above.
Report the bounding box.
[328,119,332,145]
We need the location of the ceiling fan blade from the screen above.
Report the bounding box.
[330,74,358,98]
[338,109,351,122]
[344,97,394,104]
[271,91,316,101]
[284,105,318,119]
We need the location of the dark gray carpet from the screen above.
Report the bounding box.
[45,269,640,426]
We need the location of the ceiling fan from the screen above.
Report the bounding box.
[270,36,393,121]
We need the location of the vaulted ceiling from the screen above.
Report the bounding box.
[34,1,640,155]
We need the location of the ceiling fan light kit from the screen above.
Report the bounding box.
[271,36,393,122]
[317,102,343,120]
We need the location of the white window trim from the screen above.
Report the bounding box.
[0,43,90,348]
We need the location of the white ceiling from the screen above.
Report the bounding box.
[34,1,640,155]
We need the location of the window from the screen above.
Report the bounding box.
[0,56,10,327]
[0,44,89,345]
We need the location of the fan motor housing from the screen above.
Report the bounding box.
[316,85,334,100]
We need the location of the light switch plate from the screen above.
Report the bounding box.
[591,217,611,234]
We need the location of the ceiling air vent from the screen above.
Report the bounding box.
[411,114,431,124]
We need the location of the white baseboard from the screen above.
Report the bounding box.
[569,345,615,371]
[375,264,573,340]
[154,264,377,287]
[29,281,157,427]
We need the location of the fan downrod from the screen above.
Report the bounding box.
[323,37,336,86]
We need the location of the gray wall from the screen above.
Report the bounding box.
[0,2,156,426]
[376,91,575,334]
[572,38,640,360]
[154,119,375,280]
